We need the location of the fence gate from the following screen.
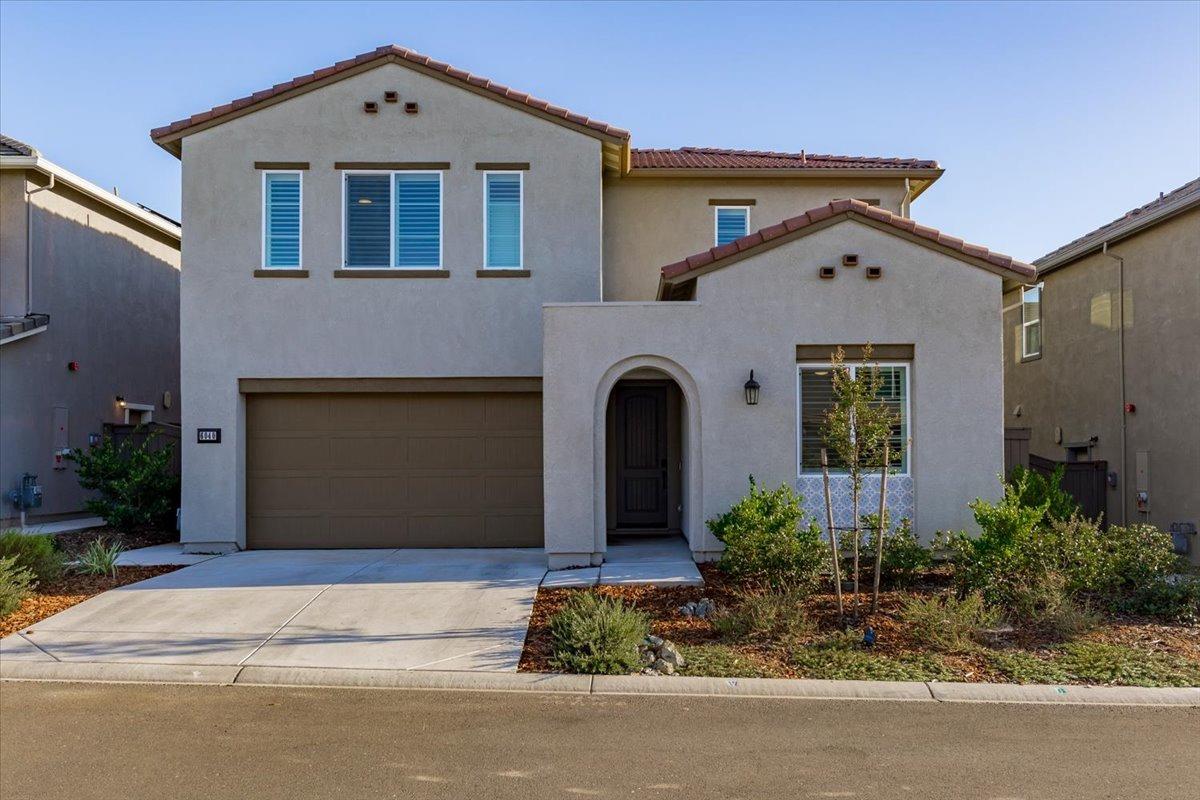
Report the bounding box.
[1029,454,1108,527]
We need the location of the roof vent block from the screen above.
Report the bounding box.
[404,102,419,114]
[363,101,378,114]
[842,254,859,267]
[866,266,883,280]
[819,266,836,280]
[384,91,399,103]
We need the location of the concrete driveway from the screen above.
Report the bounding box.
[0,549,546,671]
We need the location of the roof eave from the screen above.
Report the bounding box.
[1033,188,1200,277]
[623,166,944,181]
[150,51,629,159]
[0,155,182,241]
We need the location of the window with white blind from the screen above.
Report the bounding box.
[1021,283,1042,359]
[343,171,442,268]
[484,172,522,268]
[797,362,910,475]
[714,206,750,246]
[262,172,301,268]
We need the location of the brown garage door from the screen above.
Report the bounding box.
[246,391,542,548]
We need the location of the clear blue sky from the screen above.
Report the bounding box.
[2,0,1197,260]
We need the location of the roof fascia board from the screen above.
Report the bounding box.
[153,53,626,158]
[0,156,182,241]
[1034,190,1200,276]
[624,167,944,180]
[657,211,1027,299]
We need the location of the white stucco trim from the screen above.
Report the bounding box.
[592,355,711,560]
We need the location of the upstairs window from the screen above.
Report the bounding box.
[1022,283,1043,359]
[714,206,750,246]
[343,171,442,268]
[263,172,301,268]
[797,363,910,475]
[485,172,523,268]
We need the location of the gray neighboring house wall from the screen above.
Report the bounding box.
[153,45,1030,562]
[0,135,181,523]
[1003,179,1200,563]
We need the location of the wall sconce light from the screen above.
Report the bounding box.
[743,371,760,406]
[115,395,126,408]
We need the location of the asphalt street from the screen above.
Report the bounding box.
[1,681,1196,799]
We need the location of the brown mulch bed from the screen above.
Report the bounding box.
[53,527,178,559]
[519,564,1200,679]
[1,566,181,638]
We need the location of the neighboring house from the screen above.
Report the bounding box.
[1003,179,1199,562]
[151,45,1033,565]
[0,134,182,525]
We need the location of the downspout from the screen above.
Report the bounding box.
[25,172,55,315]
[1102,241,1127,525]
[900,178,913,218]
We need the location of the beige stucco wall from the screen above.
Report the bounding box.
[601,177,909,301]
[1003,207,1200,558]
[0,172,181,520]
[545,218,1004,567]
[179,63,604,549]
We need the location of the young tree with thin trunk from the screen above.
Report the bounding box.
[820,344,898,619]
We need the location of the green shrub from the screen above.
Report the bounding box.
[708,476,826,590]
[863,516,932,587]
[1054,642,1200,688]
[900,592,1004,652]
[77,539,123,579]
[710,588,813,642]
[1117,578,1200,624]
[0,530,65,583]
[1006,465,1080,523]
[69,431,180,530]
[1008,572,1100,640]
[944,477,1178,611]
[0,556,36,616]
[549,593,649,675]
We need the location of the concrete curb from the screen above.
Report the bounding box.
[2,660,1197,706]
[592,674,934,701]
[928,681,1200,706]
[0,660,241,685]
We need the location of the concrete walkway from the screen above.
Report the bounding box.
[541,535,704,588]
[114,543,221,567]
[1,548,546,672]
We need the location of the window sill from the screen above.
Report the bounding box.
[253,269,309,278]
[1020,353,1042,363]
[476,269,531,278]
[334,269,449,279]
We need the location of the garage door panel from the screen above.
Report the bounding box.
[246,391,542,548]
[250,476,330,511]
[485,436,541,469]
[484,514,543,547]
[249,436,330,470]
[406,435,485,469]
[329,435,407,468]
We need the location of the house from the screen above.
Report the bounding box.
[151,45,1034,565]
[0,135,182,525]
[1003,178,1199,562]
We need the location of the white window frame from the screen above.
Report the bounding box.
[261,170,303,269]
[1021,282,1043,359]
[482,170,524,269]
[713,205,750,246]
[795,361,912,477]
[340,169,444,269]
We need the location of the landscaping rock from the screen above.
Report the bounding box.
[651,658,675,675]
[645,634,664,648]
[635,636,685,675]
[659,641,686,667]
[678,597,717,619]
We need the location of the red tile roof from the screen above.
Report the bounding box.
[631,147,938,171]
[150,45,630,152]
[659,199,1035,294]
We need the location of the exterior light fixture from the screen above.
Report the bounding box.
[743,371,760,406]
[357,198,373,205]
[115,395,126,407]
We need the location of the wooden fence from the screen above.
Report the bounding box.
[102,422,182,476]
[1029,453,1109,527]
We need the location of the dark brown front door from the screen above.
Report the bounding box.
[614,384,669,529]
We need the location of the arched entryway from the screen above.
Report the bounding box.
[592,356,707,561]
